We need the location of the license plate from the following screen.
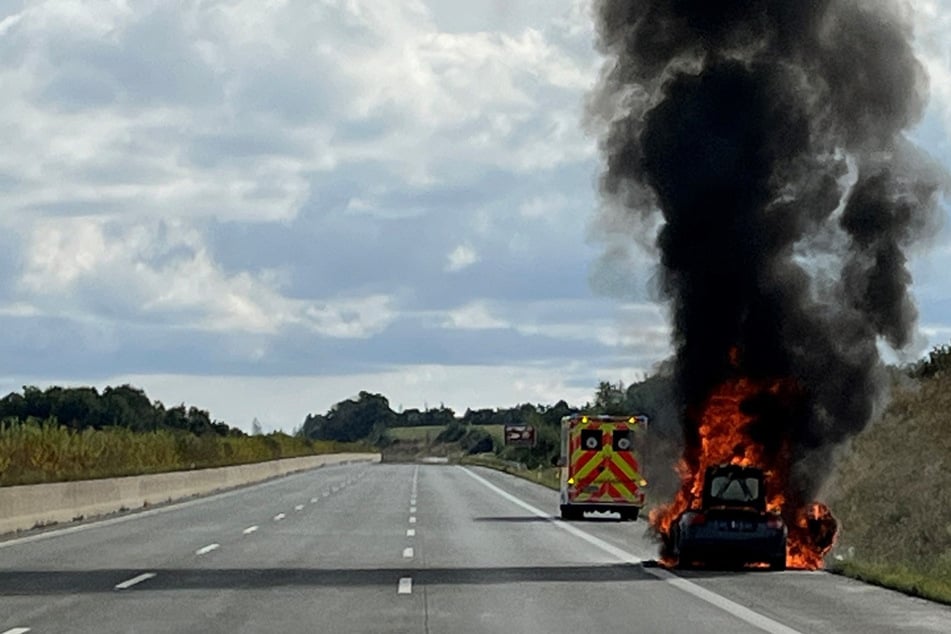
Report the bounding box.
[721,520,755,531]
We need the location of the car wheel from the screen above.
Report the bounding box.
[769,555,787,572]
[677,548,695,569]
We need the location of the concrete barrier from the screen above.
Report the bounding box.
[0,452,381,536]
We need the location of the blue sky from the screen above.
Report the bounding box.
[0,1,949,432]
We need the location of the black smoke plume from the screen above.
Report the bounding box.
[589,0,943,504]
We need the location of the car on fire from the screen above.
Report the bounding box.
[669,464,787,571]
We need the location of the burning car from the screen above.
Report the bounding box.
[669,464,787,571]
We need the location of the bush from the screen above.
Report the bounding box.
[0,418,365,486]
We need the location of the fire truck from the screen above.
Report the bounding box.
[558,414,648,521]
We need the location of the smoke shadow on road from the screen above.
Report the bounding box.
[0,564,669,595]
[472,515,628,524]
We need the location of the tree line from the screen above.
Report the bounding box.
[297,373,679,467]
[0,385,240,437]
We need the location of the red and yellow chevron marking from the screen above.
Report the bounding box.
[568,422,644,505]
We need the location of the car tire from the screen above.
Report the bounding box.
[677,548,695,569]
[769,555,787,572]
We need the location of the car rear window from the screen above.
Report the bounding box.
[710,475,760,502]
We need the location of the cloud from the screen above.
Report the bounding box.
[445,244,479,272]
[0,0,948,418]
[17,215,395,338]
[442,301,508,330]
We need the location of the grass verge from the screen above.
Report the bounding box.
[830,560,951,606]
[0,420,370,487]
[460,454,560,490]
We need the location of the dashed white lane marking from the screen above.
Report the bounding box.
[310,497,318,503]
[243,525,259,535]
[402,547,414,558]
[398,577,412,595]
[459,467,803,634]
[114,572,157,590]
[294,504,305,511]
[273,513,286,521]
[410,498,417,505]
[2,627,32,634]
[322,491,330,497]
[195,543,220,556]
[331,486,339,493]
[406,529,416,537]
[409,506,417,513]
[409,516,417,524]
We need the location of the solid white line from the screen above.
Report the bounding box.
[403,547,414,558]
[294,504,305,511]
[409,516,417,524]
[114,572,156,590]
[273,513,286,521]
[242,525,259,535]
[195,543,220,556]
[398,577,412,594]
[458,467,803,634]
[406,528,416,537]
[2,628,32,634]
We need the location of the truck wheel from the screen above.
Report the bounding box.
[620,508,640,522]
[769,556,787,572]
[560,505,582,521]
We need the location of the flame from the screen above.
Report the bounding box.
[650,374,838,570]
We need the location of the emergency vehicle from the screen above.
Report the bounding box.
[558,414,648,521]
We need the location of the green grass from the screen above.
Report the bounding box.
[0,419,369,487]
[460,454,561,490]
[830,560,951,605]
[387,424,505,444]
[387,425,446,442]
[825,371,951,605]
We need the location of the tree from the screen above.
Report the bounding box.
[301,391,396,442]
[593,381,627,415]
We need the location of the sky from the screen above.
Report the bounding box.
[0,0,949,433]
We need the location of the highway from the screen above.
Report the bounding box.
[0,462,948,633]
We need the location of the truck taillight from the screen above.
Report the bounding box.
[688,513,706,526]
[767,515,784,529]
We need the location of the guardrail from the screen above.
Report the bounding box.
[0,452,381,536]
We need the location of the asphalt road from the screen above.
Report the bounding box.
[0,462,948,633]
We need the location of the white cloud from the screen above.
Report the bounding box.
[442,301,508,330]
[445,244,479,272]
[18,216,395,338]
[3,0,949,417]
[519,193,569,219]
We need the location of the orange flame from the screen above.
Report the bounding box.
[650,374,837,570]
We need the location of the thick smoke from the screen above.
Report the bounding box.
[590,1,942,503]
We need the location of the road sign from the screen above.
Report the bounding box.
[503,424,537,447]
